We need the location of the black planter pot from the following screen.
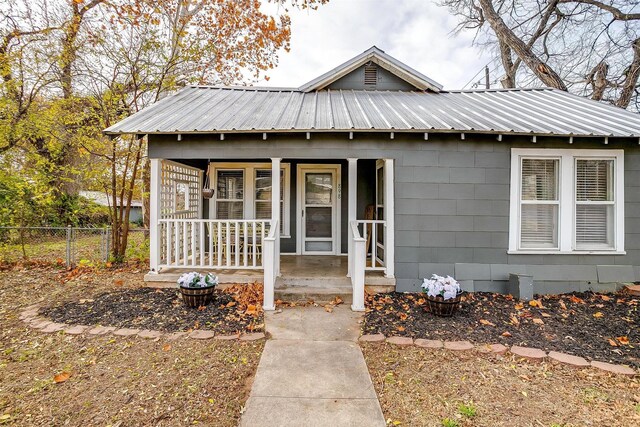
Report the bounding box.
[425,295,461,317]
[180,284,216,308]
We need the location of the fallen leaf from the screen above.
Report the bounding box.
[608,338,619,347]
[593,312,604,318]
[226,301,236,308]
[501,331,512,337]
[569,295,585,304]
[114,279,124,287]
[510,315,520,326]
[53,372,71,384]
[600,295,611,301]
[559,300,567,310]
[398,312,408,321]
[480,319,496,327]
[162,344,171,352]
[617,336,630,345]
[333,296,343,306]
[396,325,405,332]
[324,305,333,313]
[514,302,524,310]
[532,318,544,325]
[245,304,257,315]
[541,313,551,318]
[529,299,544,309]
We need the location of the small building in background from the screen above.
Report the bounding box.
[79,191,143,224]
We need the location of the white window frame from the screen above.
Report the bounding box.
[509,148,624,255]
[209,162,291,237]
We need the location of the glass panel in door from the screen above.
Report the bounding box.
[304,172,334,253]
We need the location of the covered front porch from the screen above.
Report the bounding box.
[147,157,396,311]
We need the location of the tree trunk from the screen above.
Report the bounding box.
[479,0,567,90]
[616,38,640,109]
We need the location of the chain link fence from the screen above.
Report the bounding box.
[0,226,149,267]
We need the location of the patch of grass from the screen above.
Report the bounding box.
[0,266,264,426]
[458,402,477,418]
[582,387,610,404]
[362,344,639,427]
[441,418,459,427]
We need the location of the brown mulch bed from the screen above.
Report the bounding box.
[363,344,640,427]
[0,264,264,426]
[40,286,264,334]
[362,291,640,368]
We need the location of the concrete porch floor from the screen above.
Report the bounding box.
[144,255,395,303]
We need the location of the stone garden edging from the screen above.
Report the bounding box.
[19,305,265,342]
[359,334,638,377]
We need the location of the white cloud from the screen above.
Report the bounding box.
[261,0,494,90]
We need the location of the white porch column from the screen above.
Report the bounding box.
[149,158,162,273]
[347,158,358,277]
[271,158,281,276]
[384,158,395,278]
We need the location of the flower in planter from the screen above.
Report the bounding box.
[177,272,219,288]
[421,274,461,300]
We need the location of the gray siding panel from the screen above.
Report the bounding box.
[150,133,640,293]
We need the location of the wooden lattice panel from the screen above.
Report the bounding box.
[160,160,202,219]
[159,161,202,263]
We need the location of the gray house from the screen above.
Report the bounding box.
[105,47,640,310]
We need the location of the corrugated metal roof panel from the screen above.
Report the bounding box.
[104,86,640,137]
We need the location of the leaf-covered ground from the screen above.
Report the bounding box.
[362,344,640,427]
[0,264,263,426]
[41,285,264,334]
[362,292,639,368]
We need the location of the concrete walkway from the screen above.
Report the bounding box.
[240,306,386,427]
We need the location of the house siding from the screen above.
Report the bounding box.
[149,133,640,294]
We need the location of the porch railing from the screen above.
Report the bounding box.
[355,220,386,271]
[158,219,270,269]
[349,221,366,311]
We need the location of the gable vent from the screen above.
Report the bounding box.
[364,64,378,87]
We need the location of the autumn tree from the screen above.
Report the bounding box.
[442,0,640,109]
[1,0,327,261]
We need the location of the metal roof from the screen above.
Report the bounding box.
[104,86,640,138]
[298,46,443,92]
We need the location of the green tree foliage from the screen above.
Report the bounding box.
[1,0,327,260]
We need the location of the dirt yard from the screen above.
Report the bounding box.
[0,264,263,426]
[362,343,640,427]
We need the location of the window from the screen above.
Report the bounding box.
[211,163,290,236]
[509,149,624,254]
[255,169,285,234]
[215,170,244,219]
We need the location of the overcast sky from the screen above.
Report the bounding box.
[260,0,495,90]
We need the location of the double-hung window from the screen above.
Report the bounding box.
[211,163,290,237]
[509,149,624,254]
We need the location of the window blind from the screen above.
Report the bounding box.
[255,169,284,233]
[520,158,559,249]
[575,159,613,248]
[216,170,244,219]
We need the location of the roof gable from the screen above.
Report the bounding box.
[298,46,443,92]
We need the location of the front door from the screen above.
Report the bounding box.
[297,165,340,255]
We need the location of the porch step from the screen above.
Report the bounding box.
[275,285,353,305]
